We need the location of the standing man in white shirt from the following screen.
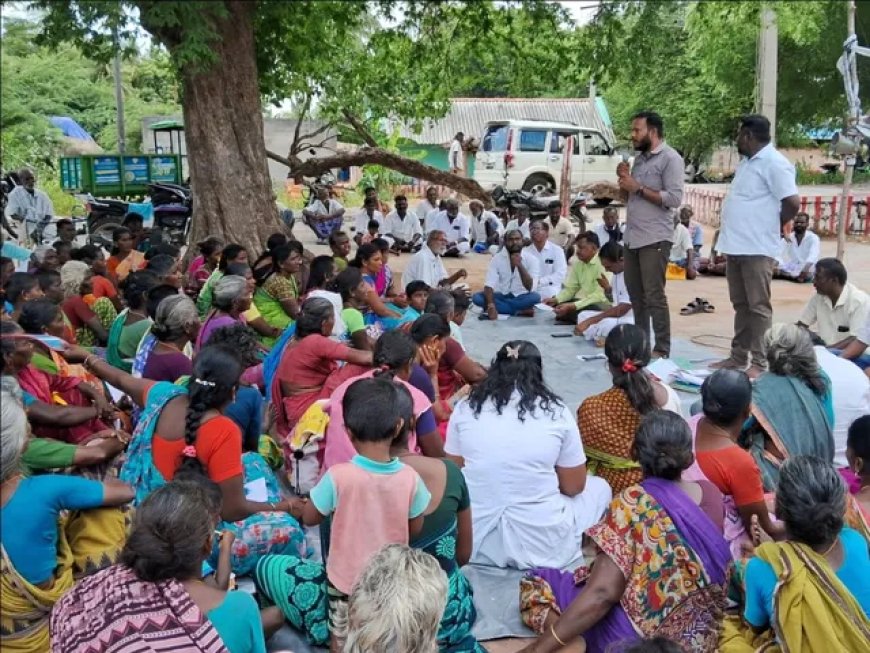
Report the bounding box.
[545,200,577,258]
[469,199,503,252]
[774,212,820,282]
[4,168,54,244]
[427,198,470,256]
[352,196,386,246]
[384,194,423,252]
[449,132,465,175]
[669,214,696,279]
[415,186,440,228]
[401,230,467,290]
[302,186,346,245]
[575,241,634,342]
[712,114,800,375]
[523,220,566,300]
[472,229,540,319]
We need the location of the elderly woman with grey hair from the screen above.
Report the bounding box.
[345,544,448,653]
[740,323,834,490]
[60,259,114,345]
[0,383,134,651]
[726,456,870,651]
[141,294,200,383]
[195,274,253,351]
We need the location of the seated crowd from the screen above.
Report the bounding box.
[0,194,869,653]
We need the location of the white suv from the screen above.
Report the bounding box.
[474,120,622,204]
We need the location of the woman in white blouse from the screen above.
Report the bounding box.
[445,340,612,569]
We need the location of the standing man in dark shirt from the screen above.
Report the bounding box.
[616,111,684,358]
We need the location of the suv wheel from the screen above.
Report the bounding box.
[522,174,555,195]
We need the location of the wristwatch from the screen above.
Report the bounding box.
[635,185,645,197]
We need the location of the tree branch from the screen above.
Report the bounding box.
[289,92,313,157]
[266,146,493,204]
[342,111,379,147]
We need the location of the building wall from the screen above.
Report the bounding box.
[397,143,476,175]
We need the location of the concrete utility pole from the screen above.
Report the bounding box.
[756,6,778,143]
[837,0,858,261]
[113,27,126,155]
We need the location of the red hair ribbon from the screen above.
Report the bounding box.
[182,445,197,458]
[622,359,638,373]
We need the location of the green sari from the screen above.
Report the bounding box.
[253,273,298,348]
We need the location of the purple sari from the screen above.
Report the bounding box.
[525,478,731,651]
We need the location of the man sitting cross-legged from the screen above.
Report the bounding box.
[472,229,540,319]
[544,231,610,324]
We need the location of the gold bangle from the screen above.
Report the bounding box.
[550,623,567,648]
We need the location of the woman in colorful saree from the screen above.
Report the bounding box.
[196,243,250,318]
[577,324,683,494]
[518,410,731,653]
[18,297,102,385]
[349,242,405,331]
[60,260,114,346]
[720,456,870,652]
[0,383,134,652]
[271,297,372,439]
[51,481,268,653]
[62,343,310,576]
[105,270,159,373]
[106,226,146,284]
[2,320,114,445]
[252,241,303,347]
[685,369,785,559]
[741,324,834,490]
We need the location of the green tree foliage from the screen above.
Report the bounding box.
[1,16,181,209]
[583,0,869,160]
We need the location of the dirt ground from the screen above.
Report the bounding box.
[292,204,869,653]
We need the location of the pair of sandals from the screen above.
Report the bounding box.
[680,297,715,315]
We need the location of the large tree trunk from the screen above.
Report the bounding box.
[266,147,494,205]
[146,1,282,257]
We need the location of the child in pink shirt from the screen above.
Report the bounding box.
[302,377,430,650]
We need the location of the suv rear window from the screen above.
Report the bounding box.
[518,129,548,152]
[482,125,510,152]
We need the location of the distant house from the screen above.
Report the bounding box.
[386,97,615,175]
[140,116,338,183]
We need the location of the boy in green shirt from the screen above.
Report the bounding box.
[544,231,610,324]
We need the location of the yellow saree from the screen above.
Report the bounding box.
[719,539,870,653]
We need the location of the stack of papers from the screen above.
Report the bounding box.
[647,360,712,394]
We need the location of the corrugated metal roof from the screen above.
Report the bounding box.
[391,97,615,146]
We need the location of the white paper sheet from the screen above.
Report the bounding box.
[244,477,269,502]
[534,303,555,312]
[646,358,681,383]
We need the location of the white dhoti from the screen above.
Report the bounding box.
[576,310,634,342]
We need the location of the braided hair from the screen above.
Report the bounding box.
[179,346,242,477]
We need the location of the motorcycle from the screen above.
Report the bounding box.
[491,185,588,232]
[84,182,192,249]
